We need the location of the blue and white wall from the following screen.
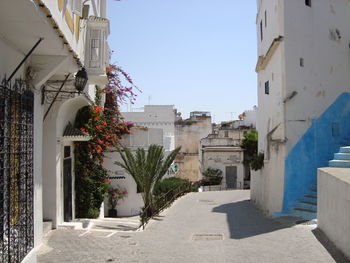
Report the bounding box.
[252,0,350,216]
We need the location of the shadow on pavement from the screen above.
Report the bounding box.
[212,199,292,239]
[312,228,350,263]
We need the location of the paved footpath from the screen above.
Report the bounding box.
[37,190,338,263]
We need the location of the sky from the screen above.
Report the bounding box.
[108,0,257,123]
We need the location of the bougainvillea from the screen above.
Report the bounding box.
[74,63,138,218]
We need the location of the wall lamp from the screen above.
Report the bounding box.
[43,68,89,121]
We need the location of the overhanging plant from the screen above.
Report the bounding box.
[74,63,138,218]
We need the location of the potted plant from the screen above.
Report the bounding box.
[107,186,128,217]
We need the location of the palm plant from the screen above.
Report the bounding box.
[115,144,181,217]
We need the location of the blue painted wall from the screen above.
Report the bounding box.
[282,92,350,214]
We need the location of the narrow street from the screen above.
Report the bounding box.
[37,190,335,263]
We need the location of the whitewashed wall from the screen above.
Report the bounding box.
[122,105,176,152]
[103,128,164,217]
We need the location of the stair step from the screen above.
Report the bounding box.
[304,194,317,199]
[329,160,350,168]
[300,200,317,205]
[302,196,317,203]
[339,146,350,153]
[292,209,317,221]
[304,190,317,198]
[43,221,53,236]
[294,207,317,213]
[334,153,350,160]
[296,202,317,211]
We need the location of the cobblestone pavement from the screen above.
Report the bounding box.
[37,190,337,263]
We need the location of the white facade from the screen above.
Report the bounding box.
[200,136,245,189]
[241,106,257,128]
[253,0,350,217]
[103,127,164,217]
[122,105,177,152]
[0,1,109,262]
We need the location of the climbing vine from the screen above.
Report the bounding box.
[74,64,137,218]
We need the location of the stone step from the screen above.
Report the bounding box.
[296,201,317,211]
[292,208,317,221]
[334,153,350,160]
[303,195,317,204]
[43,221,53,236]
[304,190,317,198]
[58,222,84,230]
[339,146,350,153]
[329,159,350,168]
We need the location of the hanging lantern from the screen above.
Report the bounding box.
[75,67,88,92]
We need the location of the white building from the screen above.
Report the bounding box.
[252,0,350,219]
[0,1,109,262]
[122,105,177,152]
[103,127,164,217]
[200,134,245,190]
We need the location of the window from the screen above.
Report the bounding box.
[305,0,311,7]
[260,20,263,41]
[264,11,267,27]
[90,29,101,68]
[300,58,304,67]
[224,131,229,138]
[265,81,269,94]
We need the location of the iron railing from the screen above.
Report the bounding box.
[140,182,193,229]
[0,77,34,263]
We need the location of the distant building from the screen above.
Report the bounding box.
[199,111,256,190]
[175,111,212,182]
[122,105,177,152]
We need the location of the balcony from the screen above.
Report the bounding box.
[84,16,110,85]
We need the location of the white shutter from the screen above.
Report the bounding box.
[72,0,83,16]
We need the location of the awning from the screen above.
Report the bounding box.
[63,122,90,141]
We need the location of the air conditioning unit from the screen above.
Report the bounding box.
[85,16,110,80]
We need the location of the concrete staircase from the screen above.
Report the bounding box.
[329,146,350,168]
[292,187,317,221]
[289,146,350,220]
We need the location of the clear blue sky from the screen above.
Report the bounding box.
[108,0,257,123]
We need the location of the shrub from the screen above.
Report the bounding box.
[200,168,223,186]
[154,177,191,197]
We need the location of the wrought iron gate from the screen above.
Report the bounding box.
[0,77,34,263]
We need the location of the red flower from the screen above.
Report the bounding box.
[105,178,110,183]
[93,106,103,114]
[102,121,107,127]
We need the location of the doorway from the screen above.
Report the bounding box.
[225,166,237,189]
[63,146,73,222]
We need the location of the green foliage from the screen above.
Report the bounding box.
[201,168,223,186]
[240,130,258,157]
[240,130,264,171]
[251,152,265,171]
[154,177,191,197]
[115,144,181,217]
[73,66,137,219]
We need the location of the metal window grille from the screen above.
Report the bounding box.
[0,77,34,263]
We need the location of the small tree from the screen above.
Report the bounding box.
[115,145,181,217]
